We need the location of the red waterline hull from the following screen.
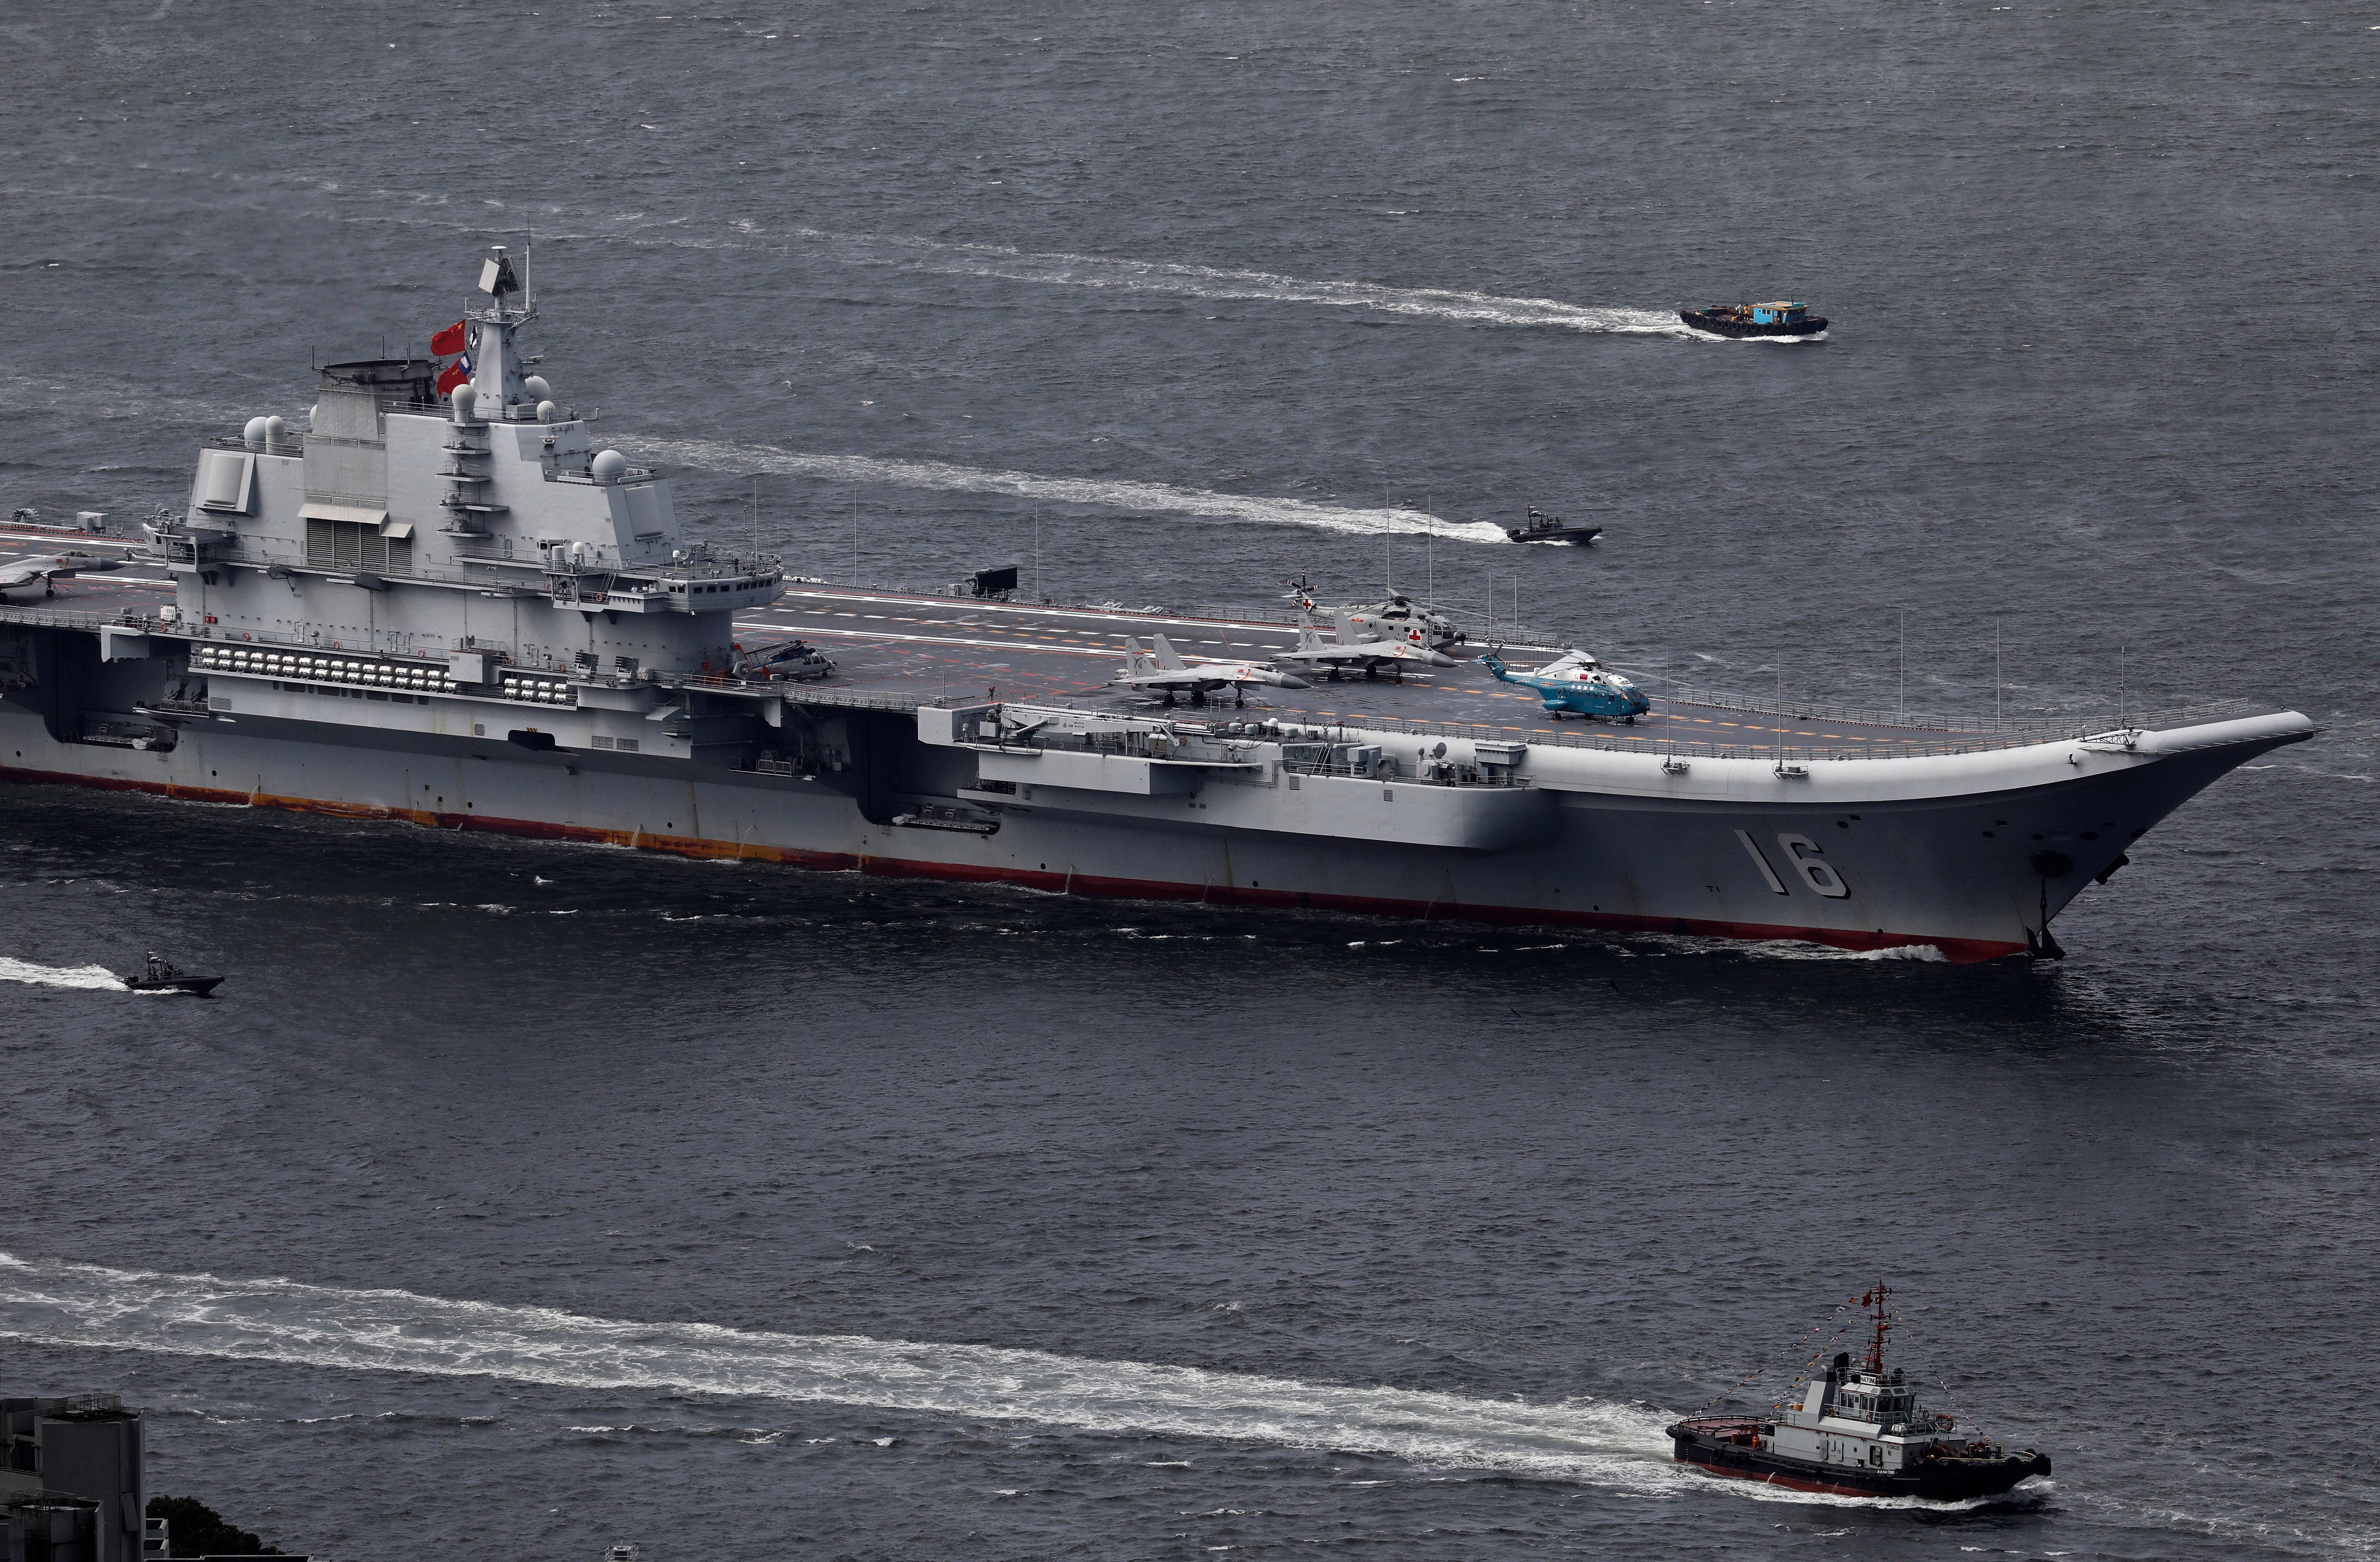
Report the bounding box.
[1671,1436,2051,1502]
[1,765,2029,962]
[1676,1452,1924,1500]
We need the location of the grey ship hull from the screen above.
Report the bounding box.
[0,615,2311,962]
[0,250,2314,963]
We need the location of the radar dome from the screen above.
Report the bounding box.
[523,375,552,400]
[263,415,287,444]
[242,416,269,449]
[590,449,629,481]
[536,400,558,423]
[448,383,477,423]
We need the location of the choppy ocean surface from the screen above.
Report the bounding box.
[2,3,2374,1558]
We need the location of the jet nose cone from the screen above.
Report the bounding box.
[1276,673,1310,690]
[1425,649,1458,667]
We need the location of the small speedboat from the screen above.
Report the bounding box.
[1680,300,1828,338]
[119,954,222,996]
[1505,507,1602,545]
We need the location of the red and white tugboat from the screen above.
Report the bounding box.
[1666,1285,2051,1501]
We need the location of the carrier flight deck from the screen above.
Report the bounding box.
[4,527,2112,763]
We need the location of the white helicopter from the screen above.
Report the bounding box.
[1274,614,1458,683]
[1112,635,1309,706]
[1286,574,1466,654]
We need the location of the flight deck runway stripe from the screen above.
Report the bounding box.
[734,623,1125,659]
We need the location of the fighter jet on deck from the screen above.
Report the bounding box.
[0,551,120,600]
[1275,614,1459,683]
[1112,635,1309,706]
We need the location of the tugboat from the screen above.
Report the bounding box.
[1505,507,1602,545]
[118,951,223,997]
[1665,1285,2050,1501]
[1679,300,1828,338]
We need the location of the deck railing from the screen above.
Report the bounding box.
[0,606,2271,763]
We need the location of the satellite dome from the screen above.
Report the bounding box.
[448,383,477,423]
[523,375,552,400]
[263,415,287,442]
[242,416,269,449]
[536,399,558,423]
[590,449,629,481]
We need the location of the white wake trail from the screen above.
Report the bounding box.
[821,230,1701,337]
[0,1254,1670,1485]
[628,438,1512,544]
[191,176,1702,339]
[12,178,1698,339]
[0,959,130,992]
[0,375,1507,547]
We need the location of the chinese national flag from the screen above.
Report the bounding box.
[429,319,468,358]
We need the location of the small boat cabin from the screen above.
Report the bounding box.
[1749,301,1811,326]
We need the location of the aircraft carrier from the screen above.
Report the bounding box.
[0,249,2317,961]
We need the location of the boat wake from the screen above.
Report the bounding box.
[0,1255,2077,1513]
[254,177,1704,339]
[0,1253,1676,1486]
[844,235,1701,338]
[0,373,1503,546]
[625,438,1511,545]
[0,958,128,992]
[39,173,1694,341]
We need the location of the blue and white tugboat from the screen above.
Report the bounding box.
[1679,300,1828,338]
[1666,1286,2051,1501]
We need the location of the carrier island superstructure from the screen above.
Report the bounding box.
[0,250,2317,961]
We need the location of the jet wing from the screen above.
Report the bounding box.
[0,556,73,588]
[1364,641,1458,668]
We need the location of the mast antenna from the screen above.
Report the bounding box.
[1864,1281,1892,1374]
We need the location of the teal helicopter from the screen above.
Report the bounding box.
[1478,646,1651,722]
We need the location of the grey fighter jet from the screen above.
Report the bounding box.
[0,550,120,600]
[1112,635,1309,706]
[1274,614,1459,683]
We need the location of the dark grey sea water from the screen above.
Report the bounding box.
[3,2,2376,1558]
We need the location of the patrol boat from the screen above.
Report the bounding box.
[1666,1286,2051,1501]
[1504,507,1602,545]
[0,246,2319,962]
[1680,300,1828,338]
[119,952,222,996]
